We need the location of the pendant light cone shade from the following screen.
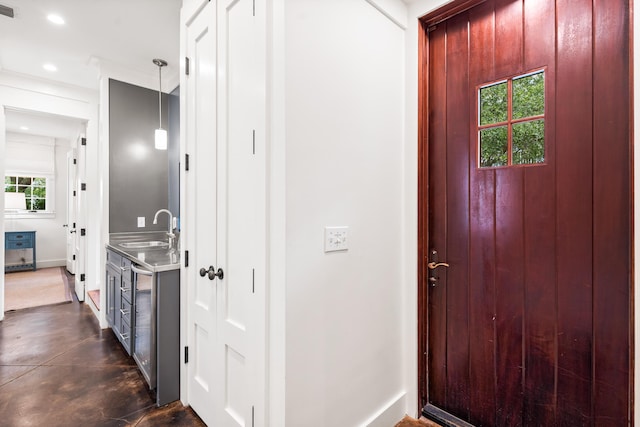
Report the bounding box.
[153,58,168,150]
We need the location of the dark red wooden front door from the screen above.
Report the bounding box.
[418,0,631,425]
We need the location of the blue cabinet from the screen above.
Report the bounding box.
[5,231,36,272]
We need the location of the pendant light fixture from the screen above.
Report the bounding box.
[153,58,168,150]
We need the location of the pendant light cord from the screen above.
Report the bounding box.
[158,64,162,129]
[153,59,167,134]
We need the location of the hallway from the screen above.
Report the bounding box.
[0,295,204,426]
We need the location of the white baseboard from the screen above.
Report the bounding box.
[363,391,407,427]
[36,259,66,269]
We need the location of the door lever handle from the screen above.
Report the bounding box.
[199,266,224,281]
[427,262,450,270]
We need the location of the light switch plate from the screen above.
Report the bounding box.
[325,226,349,252]
[137,217,145,228]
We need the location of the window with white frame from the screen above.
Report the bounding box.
[4,135,56,216]
[4,175,49,211]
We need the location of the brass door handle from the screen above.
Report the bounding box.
[427,262,450,270]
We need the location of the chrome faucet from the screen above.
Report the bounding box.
[153,209,175,249]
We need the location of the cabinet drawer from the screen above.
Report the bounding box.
[121,257,132,284]
[120,298,133,324]
[120,280,133,304]
[7,233,33,242]
[118,315,132,355]
[106,250,122,269]
[6,240,32,250]
[117,306,133,355]
[5,232,34,250]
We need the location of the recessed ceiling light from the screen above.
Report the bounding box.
[47,14,65,25]
[19,126,29,131]
[43,63,57,72]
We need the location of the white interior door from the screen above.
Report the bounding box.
[74,137,86,301]
[185,2,217,425]
[184,0,266,425]
[65,149,77,274]
[214,0,265,425]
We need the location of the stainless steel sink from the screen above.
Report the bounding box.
[119,241,169,249]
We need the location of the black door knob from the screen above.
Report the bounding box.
[199,266,224,281]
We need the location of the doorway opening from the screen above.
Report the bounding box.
[3,108,86,312]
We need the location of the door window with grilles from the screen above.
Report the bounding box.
[478,70,545,168]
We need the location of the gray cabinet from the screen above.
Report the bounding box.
[106,249,133,355]
[106,239,180,406]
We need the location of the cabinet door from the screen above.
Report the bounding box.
[105,265,118,327]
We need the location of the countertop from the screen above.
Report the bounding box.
[106,232,180,273]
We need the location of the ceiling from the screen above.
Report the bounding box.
[5,109,85,142]
[0,0,181,141]
[0,0,181,90]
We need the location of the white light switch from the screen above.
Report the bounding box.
[325,226,349,252]
[137,217,145,228]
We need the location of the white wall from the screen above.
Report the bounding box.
[281,0,410,425]
[4,133,72,268]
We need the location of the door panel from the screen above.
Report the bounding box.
[592,0,630,422]
[427,23,447,411]
[66,149,77,274]
[419,0,631,425]
[185,2,217,424]
[444,12,471,418]
[520,2,557,424]
[74,137,86,301]
[185,0,266,425]
[555,0,593,423]
[494,168,524,426]
[216,0,258,425]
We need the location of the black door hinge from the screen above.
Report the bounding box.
[73,191,76,197]
[80,228,86,236]
[73,222,76,228]
[81,183,86,191]
[185,57,190,75]
[80,274,85,282]
[81,137,87,146]
[184,346,189,363]
[73,158,77,164]
[185,250,189,267]
[185,154,190,171]
[73,255,76,260]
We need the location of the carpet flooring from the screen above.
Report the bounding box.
[4,267,72,311]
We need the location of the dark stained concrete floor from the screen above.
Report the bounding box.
[0,284,205,426]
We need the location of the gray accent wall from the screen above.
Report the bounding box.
[109,79,175,233]
[168,86,180,227]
